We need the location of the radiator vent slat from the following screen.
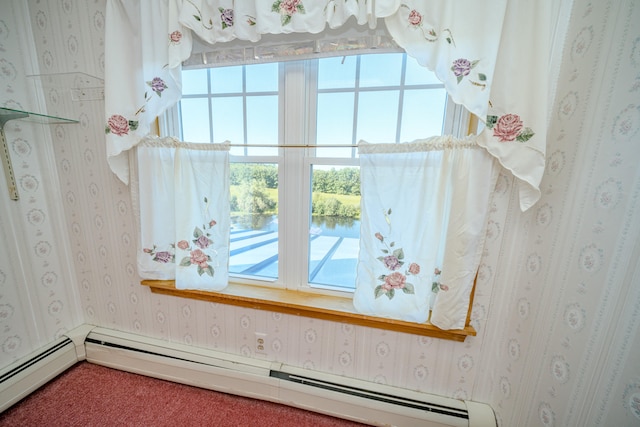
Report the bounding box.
[270,370,469,420]
[0,338,73,384]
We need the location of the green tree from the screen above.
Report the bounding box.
[236,181,276,214]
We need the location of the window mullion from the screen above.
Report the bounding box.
[279,61,310,290]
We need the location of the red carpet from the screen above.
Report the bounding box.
[0,362,370,426]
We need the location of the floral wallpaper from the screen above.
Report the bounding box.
[0,1,83,366]
[0,0,638,425]
[476,0,640,426]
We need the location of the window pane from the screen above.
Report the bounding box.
[246,63,278,92]
[229,163,279,280]
[180,98,210,143]
[318,56,357,89]
[211,66,243,94]
[182,69,209,95]
[359,53,403,87]
[356,90,399,143]
[400,88,447,141]
[246,95,278,155]
[211,96,244,145]
[404,56,442,86]
[308,165,360,290]
[316,92,355,157]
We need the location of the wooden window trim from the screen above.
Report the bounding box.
[141,278,477,342]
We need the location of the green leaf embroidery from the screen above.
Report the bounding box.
[180,257,192,267]
[478,73,487,81]
[486,115,498,129]
[432,281,439,292]
[374,285,385,299]
[516,127,535,142]
[393,248,404,260]
[197,265,214,276]
[403,283,415,294]
[193,227,203,238]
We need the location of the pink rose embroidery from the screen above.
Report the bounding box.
[408,263,420,275]
[373,209,417,300]
[190,249,209,268]
[169,30,182,44]
[400,4,455,45]
[174,208,217,277]
[279,0,301,15]
[272,0,305,25]
[384,272,407,290]
[408,10,422,26]
[493,113,523,142]
[106,114,130,136]
[486,113,535,143]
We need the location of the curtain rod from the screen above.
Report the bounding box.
[227,143,360,148]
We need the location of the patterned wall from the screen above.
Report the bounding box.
[0,1,82,367]
[475,0,640,426]
[0,0,638,425]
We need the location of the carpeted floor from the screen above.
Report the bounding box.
[0,362,370,426]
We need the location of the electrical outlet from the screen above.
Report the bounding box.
[255,332,267,354]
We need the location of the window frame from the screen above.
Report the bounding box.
[154,53,478,340]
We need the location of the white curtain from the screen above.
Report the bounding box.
[106,0,550,329]
[355,137,498,329]
[133,137,230,291]
[106,0,549,212]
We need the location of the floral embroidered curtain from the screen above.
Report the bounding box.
[105,0,550,329]
[132,137,230,291]
[355,137,499,329]
[105,0,549,211]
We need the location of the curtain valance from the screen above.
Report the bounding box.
[105,0,549,211]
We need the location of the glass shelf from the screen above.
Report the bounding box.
[0,107,79,127]
[27,72,104,101]
[1,107,79,201]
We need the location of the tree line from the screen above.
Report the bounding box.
[230,164,361,218]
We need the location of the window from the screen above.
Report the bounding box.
[166,52,469,298]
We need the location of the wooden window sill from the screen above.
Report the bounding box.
[141,280,476,342]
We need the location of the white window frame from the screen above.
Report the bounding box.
[161,53,471,299]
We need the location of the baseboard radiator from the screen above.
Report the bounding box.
[0,325,92,412]
[0,325,496,426]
